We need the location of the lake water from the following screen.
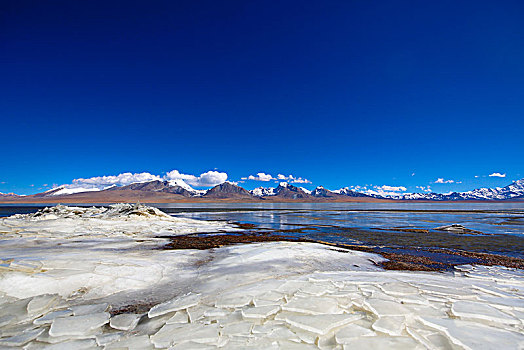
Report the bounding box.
[155,202,524,235]
[2,202,523,258]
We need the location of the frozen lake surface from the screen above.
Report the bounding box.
[0,204,522,349]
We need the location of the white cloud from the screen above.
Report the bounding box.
[434,178,455,184]
[355,184,408,198]
[416,185,432,192]
[278,174,312,184]
[489,172,506,178]
[243,173,312,184]
[165,170,228,187]
[164,170,196,182]
[247,173,274,181]
[378,185,407,192]
[362,189,403,197]
[71,172,161,190]
[291,177,312,184]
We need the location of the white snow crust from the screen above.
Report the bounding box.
[0,203,235,239]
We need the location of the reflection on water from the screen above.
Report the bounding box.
[151,202,524,236]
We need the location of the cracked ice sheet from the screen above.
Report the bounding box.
[0,206,523,349]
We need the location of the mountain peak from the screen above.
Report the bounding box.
[203,182,252,198]
[274,182,311,199]
[167,179,194,192]
[512,178,524,186]
[251,186,276,197]
[311,186,337,197]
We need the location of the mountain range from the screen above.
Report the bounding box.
[1,179,523,203]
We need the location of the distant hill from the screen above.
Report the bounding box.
[203,182,253,199]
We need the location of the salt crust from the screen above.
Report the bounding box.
[0,205,522,349]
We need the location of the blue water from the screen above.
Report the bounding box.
[153,202,524,237]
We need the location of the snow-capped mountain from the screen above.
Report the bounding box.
[310,186,371,198]
[250,183,312,199]
[273,182,312,199]
[167,179,205,195]
[310,186,338,197]
[0,192,19,198]
[332,187,372,198]
[6,178,524,202]
[378,179,524,201]
[39,179,205,198]
[251,184,315,197]
[108,180,204,197]
[460,179,524,200]
[251,187,276,197]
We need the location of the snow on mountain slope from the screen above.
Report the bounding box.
[311,186,337,197]
[300,187,312,194]
[41,179,205,197]
[334,187,372,198]
[44,186,102,196]
[251,187,276,197]
[250,183,312,199]
[0,192,20,197]
[382,179,524,201]
[167,179,204,195]
[463,179,524,199]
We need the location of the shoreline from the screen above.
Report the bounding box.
[2,198,524,204]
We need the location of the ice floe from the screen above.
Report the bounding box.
[0,205,523,349]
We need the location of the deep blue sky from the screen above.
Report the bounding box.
[1,0,523,194]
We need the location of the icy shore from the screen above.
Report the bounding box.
[0,203,237,239]
[0,205,522,349]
